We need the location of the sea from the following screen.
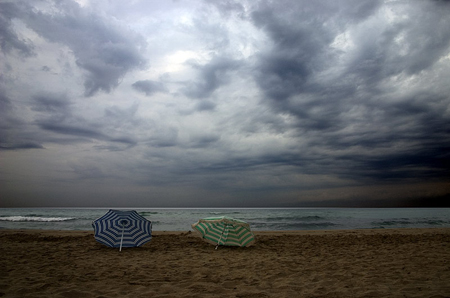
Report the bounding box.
[1,208,450,231]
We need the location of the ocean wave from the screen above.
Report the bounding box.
[262,215,325,222]
[0,216,75,222]
[206,211,241,215]
[417,219,449,225]
[285,222,338,229]
[250,221,338,230]
[373,219,450,227]
[374,220,412,226]
[139,212,159,216]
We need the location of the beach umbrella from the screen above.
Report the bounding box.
[191,216,255,249]
[92,209,152,251]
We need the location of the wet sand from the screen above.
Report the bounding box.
[1,228,450,297]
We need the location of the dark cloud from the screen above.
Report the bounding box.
[188,133,220,148]
[243,0,450,186]
[292,194,450,208]
[337,0,382,22]
[0,89,12,114]
[251,3,337,101]
[181,56,240,99]
[0,2,35,57]
[343,3,450,89]
[39,122,105,140]
[76,42,146,96]
[195,100,216,112]
[38,121,137,148]
[132,80,168,96]
[31,93,71,115]
[0,142,44,150]
[205,0,246,17]
[26,92,138,149]
[1,0,449,207]
[0,88,39,150]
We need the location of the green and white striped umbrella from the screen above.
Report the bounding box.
[191,216,255,249]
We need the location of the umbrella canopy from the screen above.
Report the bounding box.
[92,209,152,251]
[191,216,255,249]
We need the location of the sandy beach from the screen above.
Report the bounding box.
[1,228,449,298]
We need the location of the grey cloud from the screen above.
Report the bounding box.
[195,100,216,112]
[251,4,337,101]
[189,16,230,51]
[0,90,12,114]
[104,103,139,121]
[39,122,105,140]
[249,0,386,103]
[76,43,146,96]
[255,54,312,102]
[188,133,220,148]
[338,145,450,181]
[132,80,168,96]
[241,0,450,185]
[70,163,107,180]
[394,1,450,75]
[147,127,179,148]
[4,1,146,97]
[110,137,137,145]
[0,142,44,150]
[343,2,450,89]
[337,0,382,23]
[181,56,240,99]
[205,0,246,17]
[32,96,139,149]
[0,2,35,57]
[1,0,449,207]
[31,93,71,115]
[38,121,137,147]
[0,88,39,150]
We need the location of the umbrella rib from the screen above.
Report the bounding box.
[119,223,125,252]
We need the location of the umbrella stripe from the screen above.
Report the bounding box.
[196,224,250,239]
[204,234,225,245]
[195,222,224,236]
[201,225,233,240]
[225,233,253,243]
[209,224,251,240]
[94,225,152,239]
[93,232,152,246]
[94,227,152,240]
[240,236,255,247]
[198,228,224,241]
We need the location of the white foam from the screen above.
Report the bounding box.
[0,216,75,222]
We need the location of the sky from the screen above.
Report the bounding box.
[1,0,449,208]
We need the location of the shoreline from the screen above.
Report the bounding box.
[1,226,449,236]
[2,228,450,297]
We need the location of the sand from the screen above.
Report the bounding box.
[1,228,450,298]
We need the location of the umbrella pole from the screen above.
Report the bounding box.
[215,225,226,250]
[119,224,125,252]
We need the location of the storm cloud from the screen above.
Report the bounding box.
[1,0,449,207]
[132,80,168,96]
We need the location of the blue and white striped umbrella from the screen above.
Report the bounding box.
[92,209,152,251]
